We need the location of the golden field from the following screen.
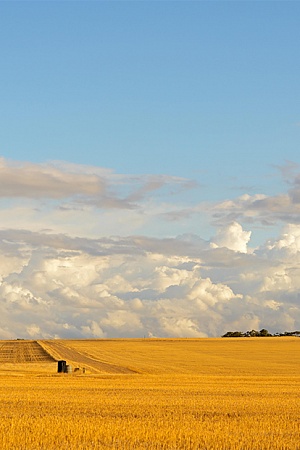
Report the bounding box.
[0,338,299,449]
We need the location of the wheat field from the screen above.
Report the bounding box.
[0,338,299,449]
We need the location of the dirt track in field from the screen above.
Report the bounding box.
[42,340,137,374]
[0,341,56,363]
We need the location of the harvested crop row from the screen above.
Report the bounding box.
[43,340,137,374]
[0,341,56,363]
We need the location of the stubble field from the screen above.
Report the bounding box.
[0,337,299,449]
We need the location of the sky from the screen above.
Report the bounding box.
[0,1,300,339]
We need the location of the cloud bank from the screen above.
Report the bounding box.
[0,158,299,338]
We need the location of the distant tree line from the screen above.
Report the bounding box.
[222,329,300,338]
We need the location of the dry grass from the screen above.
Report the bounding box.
[0,338,299,449]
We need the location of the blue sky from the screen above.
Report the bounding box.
[0,2,300,338]
[2,2,299,177]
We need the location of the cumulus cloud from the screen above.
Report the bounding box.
[211,222,251,253]
[264,224,300,254]
[0,223,299,339]
[0,158,300,338]
[211,171,300,226]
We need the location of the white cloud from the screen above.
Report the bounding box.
[265,224,300,254]
[211,222,251,253]
[0,158,198,239]
[0,225,298,339]
[0,158,300,338]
